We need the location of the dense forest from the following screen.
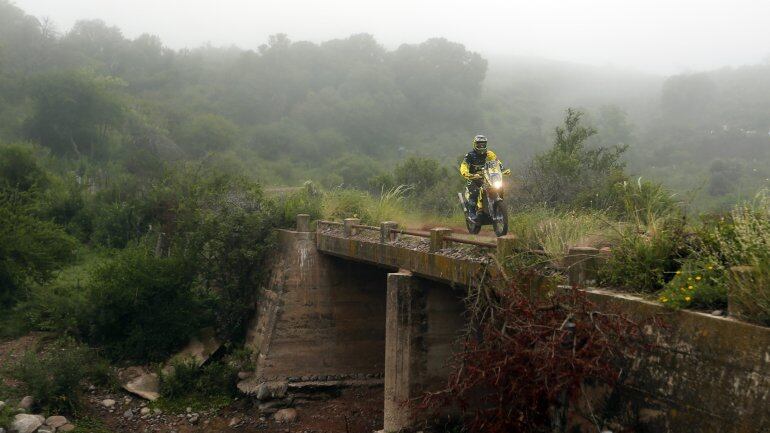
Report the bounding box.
[1,0,770,208]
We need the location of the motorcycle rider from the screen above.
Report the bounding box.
[459,135,509,222]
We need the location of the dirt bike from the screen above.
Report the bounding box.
[457,160,511,237]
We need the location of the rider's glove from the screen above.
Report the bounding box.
[468,173,482,180]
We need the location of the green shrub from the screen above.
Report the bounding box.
[275,181,323,227]
[508,207,612,259]
[0,190,76,307]
[81,247,214,362]
[658,257,726,309]
[598,221,688,293]
[0,404,14,430]
[158,358,237,411]
[9,340,113,414]
[322,188,372,222]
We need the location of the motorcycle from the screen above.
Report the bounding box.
[457,160,511,237]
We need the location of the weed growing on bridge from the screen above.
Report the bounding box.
[420,270,651,433]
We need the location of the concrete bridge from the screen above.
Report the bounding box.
[241,214,770,433]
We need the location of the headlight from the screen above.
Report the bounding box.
[493,180,503,189]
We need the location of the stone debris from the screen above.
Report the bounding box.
[101,398,116,408]
[36,427,54,433]
[10,414,44,433]
[123,372,160,401]
[17,396,34,411]
[45,415,68,428]
[273,408,298,423]
[166,327,222,368]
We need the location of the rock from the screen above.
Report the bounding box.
[59,424,76,432]
[712,310,724,316]
[0,427,5,433]
[140,407,151,415]
[37,427,54,433]
[153,408,162,415]
[101,398,116,408]
[228,417,242,427]
[17,396,34,411]
[237,371,253,380]
[274,408,297,423]
[123,409,134,419]
[186,407,192,413]
[10,414,45,433]
[45,415,68,428]
[167,328,222,368]
[188,413,199,424]
[255,380,288,400]
[123,373,160,401]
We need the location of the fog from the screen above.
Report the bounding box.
[14,0,770,74]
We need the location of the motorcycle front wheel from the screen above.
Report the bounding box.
[492,202,508,236]
[466,214,482,234]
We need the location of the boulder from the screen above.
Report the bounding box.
[167,328,222,368]
[45,415,68,428]
[255,380,288,400]
[273,408,298,423]
[17,396,34,411]
[123,373,160,401]
[10,414,44,433]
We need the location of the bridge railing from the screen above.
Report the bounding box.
[310,214,601,287]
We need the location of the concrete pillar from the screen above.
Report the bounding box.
[565,246,600,287]
[380,221,398,243]
[384,272,423,432]
[343,218,361,237]
[296,214,311,232]
[429,228,452,252]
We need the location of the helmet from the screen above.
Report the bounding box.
[473,135,488,154]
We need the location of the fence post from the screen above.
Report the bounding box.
[380,221,399,243]
[296,214,311,232]
[429,228,452,252]
[343,218,360,237]
[565,246,600,287]
[496,234,518,259]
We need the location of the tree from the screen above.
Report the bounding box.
[523,108,627,208]
[174,113,238,157]
[25,70,125,158]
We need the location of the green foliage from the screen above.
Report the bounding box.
[0,190,76,306]
[0,405,13,430]
[160,358,237,401]
[322,188,373,222]
[9,340,114,414]
[0,143,49,192]
[174,113,238,157]
[274,181,323,228]
[507,206,611,259]
[523,108,627,209]
[658,257,726,310]
[25,70,125,158]
[80,247,213,361]
[598,220,688,293]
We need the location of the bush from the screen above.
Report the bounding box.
[81,247,214,362]
[275,181,323,228]
[0,190,76,307]
[157,358,238,412]
[598,221,688,293]
[322,188,372,222]
[658,257,726,310]
[9,340,113,414]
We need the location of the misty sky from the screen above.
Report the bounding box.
[13,0,770,74]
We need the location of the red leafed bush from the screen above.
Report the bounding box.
[420,274,649,433]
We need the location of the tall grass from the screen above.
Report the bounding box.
[508,206,612,259]
[321,185,412,224]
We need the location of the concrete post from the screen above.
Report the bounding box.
[496,234,518,259]
[343,218,360,237]
[565,246,600,287]
[384,272,422,432]
[380,221,399,243]
[296,214,311,232]
[429,228,452,252]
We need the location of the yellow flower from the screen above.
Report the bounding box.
[688,285,694,290]
[676,270,682,275]
[687,277,692,281]
[685,296,691,302]
[660,297,668,303]
[695,276,702,281]
[707,266,714,270]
